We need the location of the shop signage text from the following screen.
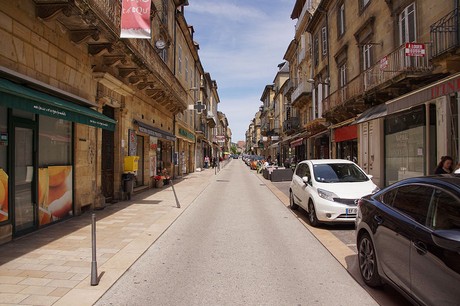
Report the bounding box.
[431,76,460,99]
[179,128,196,141]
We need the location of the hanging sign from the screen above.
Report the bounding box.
[120,0,152,39]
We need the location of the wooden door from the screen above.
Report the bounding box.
[101,106,114,203]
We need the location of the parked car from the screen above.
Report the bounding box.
[289,159,378,226]
[356,175,460,305]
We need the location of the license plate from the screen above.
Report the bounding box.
[346,208,357,215]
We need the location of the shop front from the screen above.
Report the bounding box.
[133,120,175,186]
[384,105,436,186]
[177,126,196,175]
[291,137,306,164]
[0,77,115,240]
[334,125,358,163]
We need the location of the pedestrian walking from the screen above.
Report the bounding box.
[204,156,209,169]
[434,156,453,174]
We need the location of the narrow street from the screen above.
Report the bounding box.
[96,160,377,305]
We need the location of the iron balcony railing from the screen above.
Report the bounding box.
[324,41,434,113]
[323,75,363,113]
[363,43,432,92]
[431,8,459,58]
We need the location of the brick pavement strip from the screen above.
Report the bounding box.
[0,168,217,306]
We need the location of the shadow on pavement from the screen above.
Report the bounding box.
[0,176,188,267]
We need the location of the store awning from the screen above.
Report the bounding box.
[0,78,116,131]
[291,138,304,148]
[386,72,460,115]
[354,103,387,125]
[133,119,176,141]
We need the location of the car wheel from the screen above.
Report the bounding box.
[308,200,319,227]
[289,191,299,210]
[358,232,382,287]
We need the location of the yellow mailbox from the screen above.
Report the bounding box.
[124,156,139,172]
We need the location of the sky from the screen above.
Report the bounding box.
[184,0,296,142]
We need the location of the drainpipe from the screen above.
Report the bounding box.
[425,103,431,175]
[172,8,178,179]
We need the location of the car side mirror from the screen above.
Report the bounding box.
[367,174,374,179]
[302,176,311,185]
[431,230,460,252]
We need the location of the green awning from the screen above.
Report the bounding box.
[0,78,116,131]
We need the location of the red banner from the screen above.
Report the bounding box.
[120,0,152,39]
[405,43,426,57]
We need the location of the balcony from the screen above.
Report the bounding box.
[33,0,188,113]
[291,80,313,106]
[283,117,300,135]
[323,75,364,114]
[363,43,432,92]
[431,8,460,58]
[323,42,436,123]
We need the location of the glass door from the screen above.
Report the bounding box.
[14,125,36,234]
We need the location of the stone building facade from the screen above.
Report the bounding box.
[0,0,230,244]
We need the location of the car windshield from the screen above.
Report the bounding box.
[312,163,369,183]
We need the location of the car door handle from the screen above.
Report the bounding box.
[413,241,427,255]
[374,215,383,225]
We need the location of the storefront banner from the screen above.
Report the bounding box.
[291,138,304,148]
[335,125,358,142]
[120,0,152,39]
[38,166,73,226]
[0,169,8,222]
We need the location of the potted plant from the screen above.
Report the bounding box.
[154,175,163,188]
[161,168,170,185]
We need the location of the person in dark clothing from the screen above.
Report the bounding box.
[434,156,453,174]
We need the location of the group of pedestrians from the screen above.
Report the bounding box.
[203,156,219,169]
[434,155,460,174]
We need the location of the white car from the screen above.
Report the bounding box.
[289,159,378,226]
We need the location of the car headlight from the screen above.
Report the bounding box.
[371,187,380,194]
[317,188,338,201]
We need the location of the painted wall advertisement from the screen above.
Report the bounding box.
[0,169,8,222]
[38,166,73,226]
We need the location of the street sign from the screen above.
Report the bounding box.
[405,43,426,57]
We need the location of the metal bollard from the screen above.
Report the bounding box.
[170,179,181,208]
[91,213,99,286]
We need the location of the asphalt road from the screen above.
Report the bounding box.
[271,181,357,252]
[96,160,378,306]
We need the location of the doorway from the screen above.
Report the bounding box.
[101,105,115,202]
[13,122,36,235]
[136,135,144,187]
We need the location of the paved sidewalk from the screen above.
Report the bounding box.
[0,167,220,306]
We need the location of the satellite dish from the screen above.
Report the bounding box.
[155,39,166,50]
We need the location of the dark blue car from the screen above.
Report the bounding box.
[356,175,460,305]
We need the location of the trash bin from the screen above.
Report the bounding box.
[122,173,134,200]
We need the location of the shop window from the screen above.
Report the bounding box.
[0,107,8,223]
[385,106,426,186]
[39,117,72,167]
[0,107,6,170]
